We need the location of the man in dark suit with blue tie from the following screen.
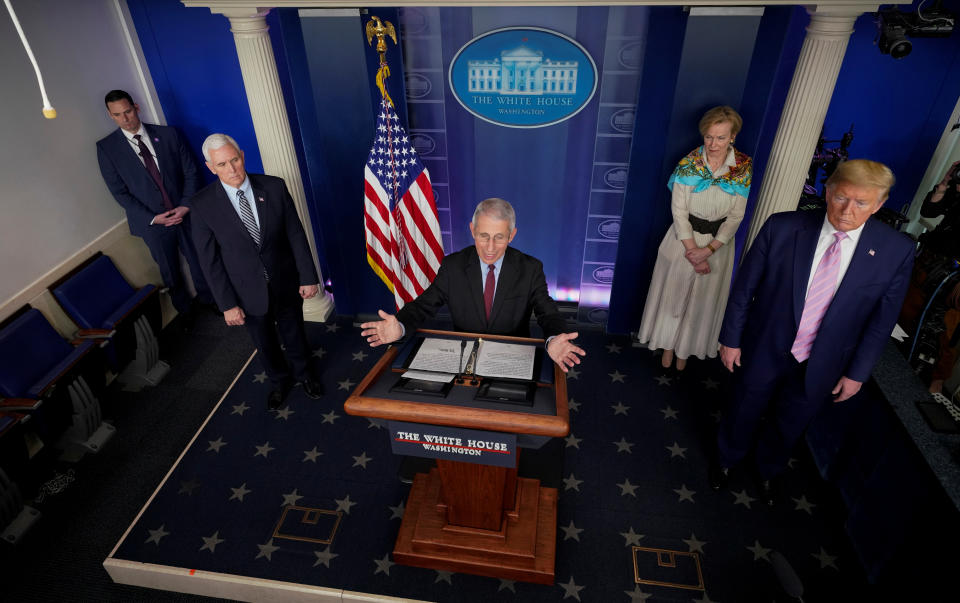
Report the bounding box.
[189,134,323,410]
[96,90,212,318]
[711,159,914,504]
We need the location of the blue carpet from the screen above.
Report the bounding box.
[111,318,875,602]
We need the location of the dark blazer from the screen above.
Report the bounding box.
[96,124,201,237]
[719,210,914,400]
[397,245,567,339]
[189,174,318,316]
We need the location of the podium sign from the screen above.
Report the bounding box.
[388,421,517,468]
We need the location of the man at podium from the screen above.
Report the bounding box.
[361,198,585,372]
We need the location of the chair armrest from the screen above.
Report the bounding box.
[0,398,42,411]
[75,328,116,339]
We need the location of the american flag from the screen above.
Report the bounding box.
[364,97,443,308]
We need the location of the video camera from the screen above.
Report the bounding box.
[877,2,955,59]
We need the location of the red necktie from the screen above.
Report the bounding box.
[791,231,847,362]
[484,264,495,320]
[134,134,173,210]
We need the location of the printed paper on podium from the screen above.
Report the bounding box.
[406,338,467,374]
[475,339,535,380]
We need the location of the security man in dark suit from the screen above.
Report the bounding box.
[96,89,212,317]
[361,198,586,372]
[189,134,323,409]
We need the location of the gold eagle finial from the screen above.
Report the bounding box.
[365,16,397,65]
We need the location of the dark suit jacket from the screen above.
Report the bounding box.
[719,210,914,400]
[189,174,318,316]
[96,124,201,237]
[396,246,567,339]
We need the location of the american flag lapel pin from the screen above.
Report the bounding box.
[153,137,159,142]
[868,249,876,256]
[258,196,265,203]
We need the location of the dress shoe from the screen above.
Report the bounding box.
[761,476,783,507]
[301,379,324,399]
[708,461,729,491]
[267,388,285,410]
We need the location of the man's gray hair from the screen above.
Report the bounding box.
[201,133,240,162]
[472,198,516,231]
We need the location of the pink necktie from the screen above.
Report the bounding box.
[791,231,847,362]
[484,264,495,320]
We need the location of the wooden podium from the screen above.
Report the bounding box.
[344,330,569,584]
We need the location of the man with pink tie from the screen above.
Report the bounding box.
[711,160,914,504]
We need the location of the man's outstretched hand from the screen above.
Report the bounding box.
[360,309,403,347]
[548,332,586,373]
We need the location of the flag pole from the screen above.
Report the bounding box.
[365,16,397,108]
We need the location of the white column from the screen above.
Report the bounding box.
[213,7,333,322]
[744,4,875,247]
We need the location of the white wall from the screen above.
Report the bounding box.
[0,0,169,326]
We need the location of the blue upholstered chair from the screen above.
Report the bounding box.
[0,307,114,461]
[51,253,168,390]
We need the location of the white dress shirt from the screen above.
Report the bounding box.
[803,216,865,299]
[122,124,160,173]
[219,177,261,230]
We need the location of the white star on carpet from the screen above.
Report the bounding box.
[559,575,585,601]
[321,410,340,424]
[229,482,252,502]
[254,441,275,458]
[206,436,227,452]
[367,418,384,429]
[566,368,581,380]
[389,501,405,520]
[373,553,394,575]
[618,478,639,497]
[787,457,798,469]
[325,322,340,332]
[434,570,453,584]
[567,398,580,412]
[302,446,322,463]
[611,401,630,416]
[674,484,696,503]
[747,540,772,561]
[702,377,720,390]
[281,488,303,507]
[613,437,635,453]
[732,489,756,509]
[655,374,672,386]
[565,433,582,449]
[255,538,279,560]
[498,579,516,593]
[352,351,368,361]
[605,342,622,354]
[352,451,373,469]
[793,495,817,515]
[660,405,679,420]
[200,530,224,553]
[312,347,327,358]
[337,378,355,391]
[145,524,169,545]
[608,370,626,383]
[335,494,357,514]
[178,479,200,495]
[563,473,584,491]
[683,532,706,554]
[620,526,644,546]
[624,585,653,602]
[252,371,268,384]
[313,546,338,568]
[812,546,838,570]
[666,441,688,458]
[273,407,294,420]
[710,410,722,423]
[230,402,250,416]
[561,520,583,541]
